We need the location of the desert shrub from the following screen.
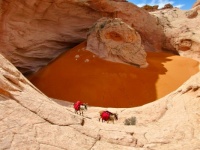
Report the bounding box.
[124,116,136,125]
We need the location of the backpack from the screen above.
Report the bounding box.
[101,111,111,121]
[74,101,82,111]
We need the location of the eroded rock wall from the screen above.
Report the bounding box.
[0,0,102,73]
[151,7,200,61]
[0,0,164,73]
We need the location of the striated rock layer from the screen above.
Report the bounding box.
[0,0,164,74]
[1,49,200,149]
[86,18,148,68]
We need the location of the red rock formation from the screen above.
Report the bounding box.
[141,5,159,12]
[0,0,164,74]
[86,18,148,68]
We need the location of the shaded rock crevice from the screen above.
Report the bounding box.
[7,133,15,150]
[88,130,101,150]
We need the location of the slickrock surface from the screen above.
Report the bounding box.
[1,52,200,149]
[1,0,200,149]
[151,7,200,61]
[0,0,163,74]
[28,42,199,108]
[86,18,148,68]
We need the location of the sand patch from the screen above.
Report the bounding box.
[28,42,199,108]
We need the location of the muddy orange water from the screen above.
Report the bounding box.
[28,42,199,108]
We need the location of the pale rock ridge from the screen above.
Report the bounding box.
[193,0,200,8]
[86,18,148,68]
[1,53,200,149]
[0,54,83,126]
[0,0,164,73]
[151,8,200,61]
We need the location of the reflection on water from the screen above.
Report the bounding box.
[28,42,199,108]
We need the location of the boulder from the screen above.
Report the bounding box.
[86,18,148,68]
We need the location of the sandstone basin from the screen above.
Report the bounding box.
[28,42,199,108]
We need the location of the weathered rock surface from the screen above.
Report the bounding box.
[1,50,200,149]
[151,7,200,61]
[86,18,148,68]
[0,0,200,149]
[193,0,200,8]
[0,0,163,74]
